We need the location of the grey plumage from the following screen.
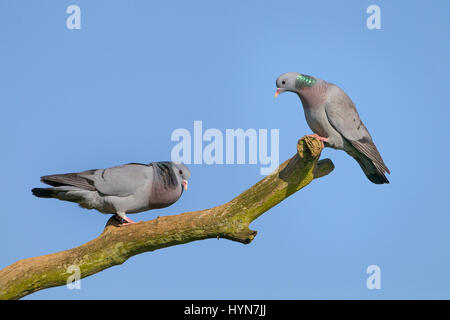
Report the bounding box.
[32,161,191,223]
[275,72,390,184]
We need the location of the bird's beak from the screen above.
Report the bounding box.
[182,179,188,191]
[274,88,284,98]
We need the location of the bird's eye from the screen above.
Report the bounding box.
[179,170,183,175]
[281,80,286,85]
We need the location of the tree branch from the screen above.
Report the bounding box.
[0,136,334,300]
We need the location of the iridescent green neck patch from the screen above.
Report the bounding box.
[295,74,317,88]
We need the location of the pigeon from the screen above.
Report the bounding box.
[275,72,390,184]
[32,161,191,225]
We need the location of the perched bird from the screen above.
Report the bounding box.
[275,72,390,184]
[32,161,191,225]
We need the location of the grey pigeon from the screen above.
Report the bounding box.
[32,161,191,224]
[275,72,390,184]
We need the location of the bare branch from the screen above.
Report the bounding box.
[0,136,334,300]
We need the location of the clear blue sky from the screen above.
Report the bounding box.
[1,0,449,299]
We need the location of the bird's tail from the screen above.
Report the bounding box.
[31,186,100,211]
[32,188,54,198]
[353,155,389,184]
[32,187,77,200]
[32,186,89,202]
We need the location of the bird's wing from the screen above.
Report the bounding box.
[40,171,98,191]
[350,138,390,174]
[324,85,390,174]
[79,163,154,197]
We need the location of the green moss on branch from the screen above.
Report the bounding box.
[0,136,334,300]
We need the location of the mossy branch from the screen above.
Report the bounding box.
[0,136,334,300]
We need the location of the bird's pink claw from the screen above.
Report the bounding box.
[307,133,328,142]
[119,220,143,227]
[307,134,328,147]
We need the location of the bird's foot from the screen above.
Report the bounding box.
[114,214,142,227]
[307,134,328,148]
[118,220,143,227]
[307,133,328,142]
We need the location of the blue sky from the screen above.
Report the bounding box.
[1,0,449,299]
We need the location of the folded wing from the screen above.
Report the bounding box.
[41,163,154,197]
[324,86,390,176]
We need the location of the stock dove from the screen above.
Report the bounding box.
[32,161,191,224]
[275,72,390,184]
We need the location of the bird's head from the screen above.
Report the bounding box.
[173,162,191,191]
[275,72,318,97]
